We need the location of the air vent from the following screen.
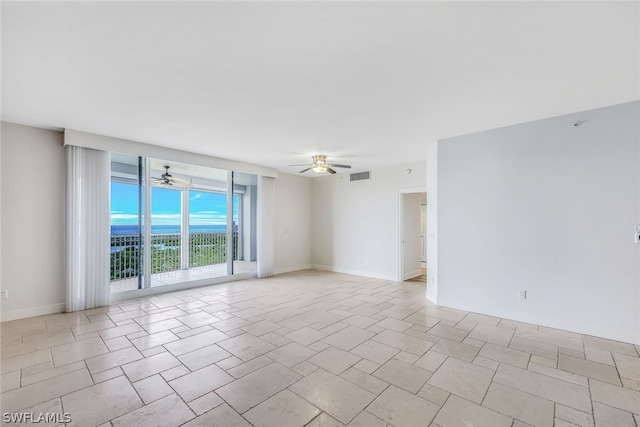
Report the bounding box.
[350,171,370,181]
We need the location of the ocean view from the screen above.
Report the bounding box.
[111,224,232,235]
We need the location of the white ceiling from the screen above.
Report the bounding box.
[2,2,638,174]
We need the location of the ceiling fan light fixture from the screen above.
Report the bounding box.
[313,165,328,173]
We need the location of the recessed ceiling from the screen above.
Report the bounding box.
[2,2,638,174]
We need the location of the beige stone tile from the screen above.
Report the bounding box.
[559,346,586,359]
[61,375,142,427]
[85,346,143,374]
[164,329,229,357]
[583,335,637,357]
[342,314,378,329]
[188,391,224,416]
[346,411,387,427]
[478,342,529,368]
[368,385,440,426]
[349,339,399,365]
[241,319,281,336]
[292,360,320,376]
[612,352,640,381]
[244,389,321,427]
[373,358,432,393]
[289,369,375,424]
[12,397,66,426]
[217,333,276,361]
[50,337,108,368]
[217,362,301,413]
[430,338,479,362]
[371,329,433,356]
[98,323,143,340]
[0,370,20,392]
[161,365,190,382]
[227,355,273,379]
[309,347,360,375]
[130,330,179,351]
[558,354,621,385]
[528,362,589,387]
[122,351,181,382]
[403,312,441,328]
[483,382,554,426]
[622,377,640,391]
[555,404,594,427]
[374,317,414,333]
[434,395,512,427]
[417,383,450,406]
[394,350,419,364]
[468,324,514,347]
[103,335,132,351]
[140,318,184,334]
[427,324,469,342]
[177,311,220,329]
[530,354,557,368]
[554,418,583,427]
[322,326,375,352]
[2,330,75,360]
[265,341,316,368]
[111,393,195,426]
[414,350,448,371]
[306,412,344,427]
[516,328,583,352]
[71,320,116,336]
[170,363,235,402]
[284,326,328,346]
[133,308,188,325]
[92,366,124,383]
[2,348,51,374]
[340,367,389,394]
[21,361,85,387]
[592,402,635,427]
[216,355,243,370]
[473,355,499,370]
[493,364,591,412]
[427,357,493,404]
[177,343,231,371]
[509,335,558,360]
[182,403,251,427]
[464,312,501,326]
[590,378,640,414]
[133,374,173,404]
[584,346,614,366]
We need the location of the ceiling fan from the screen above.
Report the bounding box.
[289,155,352,174]
[151,165,192,188]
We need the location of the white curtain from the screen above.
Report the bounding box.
[66,145,111,312]
[256,176,276,278]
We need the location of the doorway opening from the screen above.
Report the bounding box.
[399,189,427,283]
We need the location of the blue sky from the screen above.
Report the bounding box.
[110,182,238,226]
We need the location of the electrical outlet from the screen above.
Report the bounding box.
[518,290,527,300]
[635,225,640,243]
[0,290,8,299]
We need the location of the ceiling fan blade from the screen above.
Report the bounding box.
[326,166,337,174]
[168,177,192,188]
[327,163,351,169]
[299,167,313,173]
[288,164,313,167]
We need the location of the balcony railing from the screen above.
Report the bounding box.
[110,231,238,281]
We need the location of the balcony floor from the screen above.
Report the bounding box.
[110,261,257,293]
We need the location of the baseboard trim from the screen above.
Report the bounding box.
[311,264,397,282]
[274,264,312,275]
[1,302,66,322]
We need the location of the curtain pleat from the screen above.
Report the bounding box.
[66,145,111,311]
[256,176,276,278]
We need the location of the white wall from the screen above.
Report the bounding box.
[437,101,640,344]
[426,140,438,303]
[311,162,426,281]
[1,123,67,320]
[274,172,312,274]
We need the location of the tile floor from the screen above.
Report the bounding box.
[1,270,639,427]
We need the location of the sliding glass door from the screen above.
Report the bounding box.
[109,153,257,294]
